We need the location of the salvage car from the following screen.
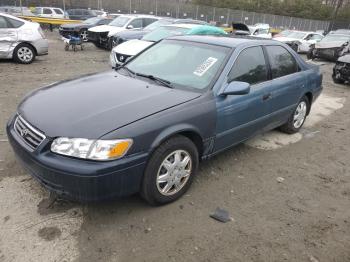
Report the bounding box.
[231,22,272,38]
[332,54,350,84]
[7,35,322,205]
[307,33,350,61]
[59,17,112,41]
[109,24,226,67]
[0,13,48,64]
[274,30,323,53]
[88,14,159,49]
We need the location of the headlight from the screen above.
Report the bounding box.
[51,137,133,161]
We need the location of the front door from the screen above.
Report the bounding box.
[214,46,272,152]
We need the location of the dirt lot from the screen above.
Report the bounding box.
[0,31,350,262]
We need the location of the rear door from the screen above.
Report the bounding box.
[214,46,272,151]
[0,15,18,58]
[263,45,305,129]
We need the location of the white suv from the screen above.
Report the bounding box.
[33,7,66,19]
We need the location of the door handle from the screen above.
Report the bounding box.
[262,93,272,101]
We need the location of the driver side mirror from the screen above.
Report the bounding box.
[126,25,134,29]
[219,81,250,96]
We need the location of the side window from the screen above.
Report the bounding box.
[99,19,110,25]
[265,46,299,78]
[43,8,52,14]
[53,8,63,15]
[0,16,9,28]
[143,18,157,27]
[75,10,83,15]
[8,18,24,28]
[228,46,268,85]
[128,18,143,28]
[311,34,323,41]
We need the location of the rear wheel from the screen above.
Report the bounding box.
[13,43,36,64]
[141,135,199,205]
[279,96,310,134]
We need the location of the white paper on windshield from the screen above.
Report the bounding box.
[193,57,218,77]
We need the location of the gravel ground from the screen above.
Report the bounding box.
[0,31,349,262]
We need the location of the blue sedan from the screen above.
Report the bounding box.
[7,35,322,205]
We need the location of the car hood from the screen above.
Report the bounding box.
[112,39,153,56]
[88,25,123,33]
[18,71,200,139]
[338,54,350,63]
[315,41,347,49]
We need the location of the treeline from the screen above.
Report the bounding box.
[193,0,350,20]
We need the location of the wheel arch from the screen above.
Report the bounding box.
[13,42,38,57]
[150,125,204,159]
[304,91,313,115]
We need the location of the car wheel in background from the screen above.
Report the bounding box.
[79,29,88,42]
[141,135,199,205]
[13,43,36,64]
[279,96,310,134]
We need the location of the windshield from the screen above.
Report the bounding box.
[83,17,100,24]
[287,31,307,39]
[142,26,190,42]
[144,20,173,31]
[109,16,130,27]
[279,30,291,37]
[321,35,350,42]
[126,40,230,90]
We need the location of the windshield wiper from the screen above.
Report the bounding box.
[115,65,135,77]
[134,72,173,88]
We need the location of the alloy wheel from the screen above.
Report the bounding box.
[17,47,33,63]
[293,101,307,129]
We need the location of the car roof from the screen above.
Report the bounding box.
[167,34,278,48]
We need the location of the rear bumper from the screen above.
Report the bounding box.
[6,116,148,202]
[32,38,49,56]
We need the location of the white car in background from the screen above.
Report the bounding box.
[88,14,159,49]
[109,24,227,67]
[32,7,65,19]
[0,13,48,64]
[274,30,324,53]
[249,23,272,38]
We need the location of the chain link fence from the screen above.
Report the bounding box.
[0,0,330,30]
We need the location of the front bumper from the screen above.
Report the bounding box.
[314,48,341,61]
[6,116,148,201]
[333,62,350,81]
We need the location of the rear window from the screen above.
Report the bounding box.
[265,46,299,78]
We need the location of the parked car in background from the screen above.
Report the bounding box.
[108,13,122,19]
[0,13,48,63]
[307,33,350,61]
[332,54,350,84]
[109,18,207,48]
[231,23,271,38]
[273,29,292,38]
[248,23,272,38]
[110,24,226,67]
[274,31,324,53]
[0,6,35,16]
[66,9,97,20]
[7,35,322,204]
[88,14,159,49]
[331,29,350,35]
[32,7,65,19]
[59,17,112,41]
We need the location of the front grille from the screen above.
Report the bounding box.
[87,31,99,41]
[14,115,46,150]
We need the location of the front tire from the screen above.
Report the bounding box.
[141,135,199,205]
[13,43,36,64]
[280,96,310,134]
[79,29,88,42]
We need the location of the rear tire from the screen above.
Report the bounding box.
[13,43,36,64]
[279,96,310,134]
[141,135,199,205]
